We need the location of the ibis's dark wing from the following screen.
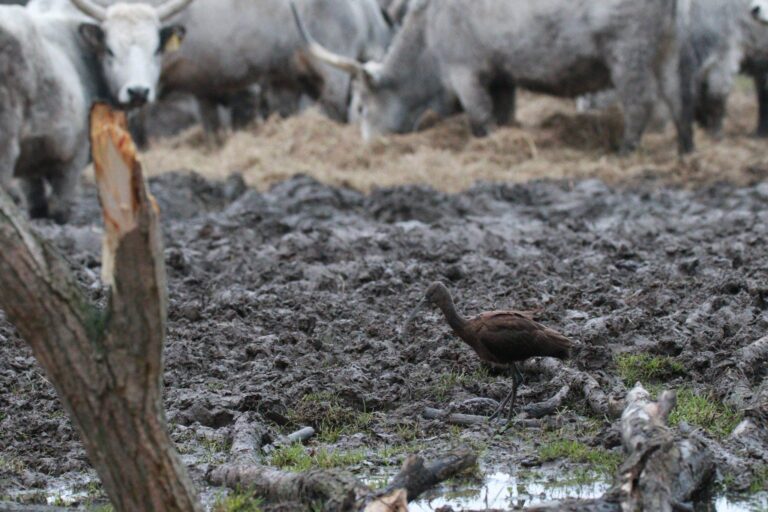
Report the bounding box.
[469,311,572,362]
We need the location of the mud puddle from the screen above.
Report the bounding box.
[410,469,768,511]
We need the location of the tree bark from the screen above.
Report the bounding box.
[0,104,201,512]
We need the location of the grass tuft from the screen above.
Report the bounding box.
[615,353,686,386]
[290,392,372,443]
[431,367,492,401]
[538,439,621,476]
[212,491,263,512]
[268,443,366,472]
[668,388,742,439]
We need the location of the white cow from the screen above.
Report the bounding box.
[0,0,192,222]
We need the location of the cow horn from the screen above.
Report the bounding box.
[157,0,194,21]
[69,0,107,21]
[290,1,365,77]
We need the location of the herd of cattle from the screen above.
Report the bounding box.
[2,0,768,223]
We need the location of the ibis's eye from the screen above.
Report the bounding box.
[105,47,115,57]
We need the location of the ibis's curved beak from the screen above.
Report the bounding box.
[401,297,427,340]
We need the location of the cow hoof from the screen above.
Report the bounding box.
[617,143,637,156]
[29,205,49,220]
[470,124,491,138]
[49,209,71,225]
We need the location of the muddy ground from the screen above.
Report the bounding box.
[1,88,768,511]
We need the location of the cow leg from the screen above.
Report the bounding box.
[230,88,259,130]
[449,67,495,137]
[197,96,224,146]
[47,155,84,225]
[0,141,21,205]
[657,45,696,155]
[491,83,516,127]
[754,72,768,137]
[610,58,655,154]
[0,98,23,205]
[19,177,48,219]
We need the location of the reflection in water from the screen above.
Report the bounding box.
[411,471,768,512]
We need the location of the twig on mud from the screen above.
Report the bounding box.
[524,358,622,417]
[520,384,570,419]
[262,426,316,455]
[230,413,270,464]
[422,407,541,427]
[287,426,316,443]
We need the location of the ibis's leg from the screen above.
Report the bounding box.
[514,363,525,386]
[505,364,522,423]
[489,386,515,422]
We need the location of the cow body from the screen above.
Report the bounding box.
[0,7,102,221]
[300,0,694,154]
[159,0,394,140]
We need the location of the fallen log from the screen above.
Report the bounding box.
[378,448,476,501]
[208,447,477,512]
[0,104,200,511]
[529,383,715,512]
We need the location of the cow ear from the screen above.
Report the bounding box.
[78,23,105,53]
[159,25,186,54]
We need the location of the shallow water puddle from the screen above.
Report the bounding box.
[410,471,768,511]
[410,470,609,510]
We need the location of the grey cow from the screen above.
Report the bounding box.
[0,0,192,222]
[580,0,768,138]
[687,0,768,136]
[294,0,694,155]
[155,0,394,142]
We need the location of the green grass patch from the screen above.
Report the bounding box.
[432,367,492,401]
[538,439,621,476]
[212,491,263,512]
[290,392,373,443]
[668,388,742,439]
[615,353,686,386]
[268,443,366,472]
[749,465,768,493]
[0,456,26,475]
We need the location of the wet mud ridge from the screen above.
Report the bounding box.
[1,173,767,506]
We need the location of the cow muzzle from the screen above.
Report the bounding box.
[119,85,154,108]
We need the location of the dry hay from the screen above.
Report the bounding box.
[134,87,768,192]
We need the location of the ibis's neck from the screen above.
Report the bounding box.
[437,296,468,334]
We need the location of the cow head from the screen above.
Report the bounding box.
[71,0,192,108]
[752,0,768,24]
[291,0,438,140]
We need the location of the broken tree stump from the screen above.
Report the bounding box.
[0,104,201,512]
[530,383,715,512]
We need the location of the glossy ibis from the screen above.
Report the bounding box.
[404,282,572,423]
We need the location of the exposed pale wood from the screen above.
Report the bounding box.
[0,103,200,512]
